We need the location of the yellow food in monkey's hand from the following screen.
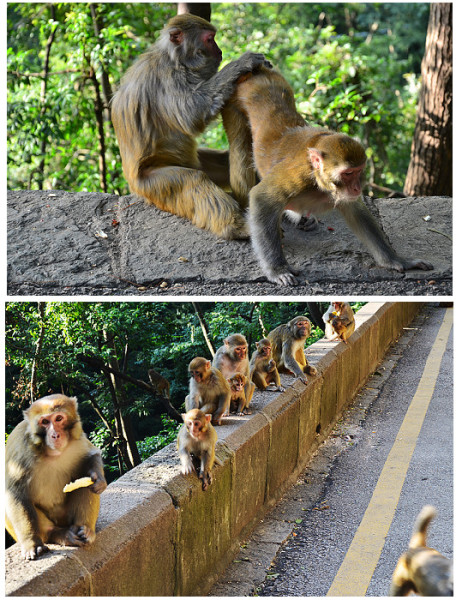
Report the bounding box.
[63,477,93,493]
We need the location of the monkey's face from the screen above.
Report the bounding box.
[229,375,245,392]
[293,319,311,339]
[190,369,205,384]
[233,345,247,360]
[259,344,271,357]
[38,411,70,453]
[185,417,207,440]
[201,30,222,64]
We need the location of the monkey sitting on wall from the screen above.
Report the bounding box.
[323,302,355,343]
[222,66,433,285]
[6,394,107,560]
[185,357,231,425]
[111,14,270,240]
[249,338,285,392]
[177,409,217,491]
[267,316,317,384]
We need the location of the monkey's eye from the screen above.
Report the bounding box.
[55,415,64,422]
[41,418,49,425]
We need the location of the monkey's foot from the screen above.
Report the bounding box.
[266,266,299,286]
[304,365,318,376]
[68,525,96,546]
[382,257,433,272]
[296,214,319,231]
[21,541,49,560]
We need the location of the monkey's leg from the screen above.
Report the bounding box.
[5,493,49,560]
[244,380,255,413]
[199,450,213,491]
[222,103,256,210]
[132,165,249,240]
[48,489,100,546]
[248,178,300,285]
[338,198,433,271]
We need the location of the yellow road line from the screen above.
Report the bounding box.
[327,307,453,597]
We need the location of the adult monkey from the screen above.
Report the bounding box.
[222,66,433,284]
[111,14,269,239]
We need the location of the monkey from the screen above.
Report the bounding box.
[249,338,285,392]
[390,505,453,596]
[186,357,231,425]
[111,14,270,240]
[177,408,217,491]
[5,394,107,560]
[227,372,248,415]
[322,301,355,343]
[213,334,255,414]
[222,66,433,285]
[148,367,170,398]
[267,316,317,384]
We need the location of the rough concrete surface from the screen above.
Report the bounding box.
[8,191,452,296]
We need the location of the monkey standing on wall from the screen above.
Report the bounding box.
[323,302,355,343]
[222,66,433,285]
[267,316,317,384]
[111,14,269,240]
[5,394,107,560]
[213,334,255,414]
[177,409,217,491]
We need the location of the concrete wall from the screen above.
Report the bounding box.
[5,302,423,596]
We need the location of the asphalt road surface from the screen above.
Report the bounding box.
[210,304,453,596]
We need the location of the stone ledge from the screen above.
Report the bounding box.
[5,302,423,596]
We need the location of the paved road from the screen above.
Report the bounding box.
[210,304,453,596]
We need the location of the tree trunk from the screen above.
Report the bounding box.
[403,4,452,196]
[178,3,211,20]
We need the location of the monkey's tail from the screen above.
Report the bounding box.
[409,505,436,549]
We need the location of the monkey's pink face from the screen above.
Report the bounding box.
[39,411,70,452]
[230,376,245,392]
[336,164,365,199]
[234,345,247,360]
[201,30,222,64]
[260,344,271,357]
[185,418,205,439]
[191,369,205,383]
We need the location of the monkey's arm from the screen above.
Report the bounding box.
[281,341,307,380]
[338,198,433,271]
[80,448,107,495]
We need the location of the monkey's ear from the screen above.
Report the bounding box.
[205,414,212,423]
[308,147,324,171]
[169,28,184,46]
[205,360,211,369]
[255,341,260,348]
[181,413,186,421]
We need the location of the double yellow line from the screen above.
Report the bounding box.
[327,308,453,596]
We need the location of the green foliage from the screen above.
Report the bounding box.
[137,415,181,460]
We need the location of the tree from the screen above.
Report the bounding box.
[404,3,452,196]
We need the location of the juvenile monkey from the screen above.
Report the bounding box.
[267,316,317,383]
[148,367,170,398]
[222,66,433,284]
[323,302,355,343]
[177,409,217,491]
[111,14,269,239]
[227,372,248,415]
[6,394,107,560]
[390,505,453,596]
[186,357,231,425]
[249,338,285,392]
[213,334,255,413]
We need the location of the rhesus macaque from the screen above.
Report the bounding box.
[148,367,170,398]
[177,409,217,491]
[249,338,285,392]
[222,66,433,285]
[390,506,453,596]
[227,372,248,415]
[5,394,107,560]
[213,334,255,414]
[267,316,317,383]
[186,357,231,425]
[323,302,355,343]
[111,14,270,239]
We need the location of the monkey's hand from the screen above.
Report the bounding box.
[20,538,49,560]
[303,365,318,377]
[66,525,96,546]
[180,456,195,475]
[266,266,300,286]
[89,472,107,494]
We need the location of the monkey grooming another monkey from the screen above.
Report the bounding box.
[112,14,269,240]
[177,408,217,491]
[390,505,453,596]
[267,316,317,384]
[323,301,355,343]
[222,66,433,285]
[186,357,231,425]
[250,338,285,392]
[213,334,255,414]
[6,394,107,560]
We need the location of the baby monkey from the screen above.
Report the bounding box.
[177,409,217,491]
[227,372,248,415]
[250,339,285,392]
[323,301,355,343]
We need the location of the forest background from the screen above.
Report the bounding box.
[8,2,434,197]
[5,301,364,480]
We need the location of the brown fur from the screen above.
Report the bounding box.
[186,357,231,425]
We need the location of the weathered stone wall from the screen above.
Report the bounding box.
[5,302,423,596]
